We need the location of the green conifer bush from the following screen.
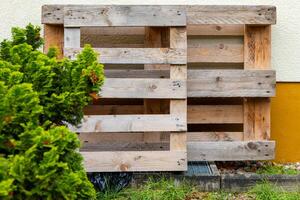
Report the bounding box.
[0,24,104,199]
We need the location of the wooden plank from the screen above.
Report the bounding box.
[244,25,272,140]
[64,48,187,64]
[42,5,64,24]
[244,26,271,69]
[187,25,244,36]
[187,70,276,97]
[81,142,169,151]
[69,115,186,133]
[187,5,276,25]
[43,24,64,59]
[81,151,187,172]
[188,41,243,63]
[42,5,276,25]
[81,25,243,36]
[188,105,243,124]
[104,69,169,78]
[169,27,187,151]
[64,28,80,48]
[99,78,186,99]
[83,105,144,115]
[78,132,169,143]
[187,141,275,161]
[63,5,186,27]
[188,132,244,141]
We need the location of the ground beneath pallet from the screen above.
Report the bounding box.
[216,161,300,174]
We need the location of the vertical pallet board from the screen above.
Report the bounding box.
[244,25,272,140]
[44,24,64,58]
[170,27,187,152]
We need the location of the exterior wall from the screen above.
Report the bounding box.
[0,0,299,162]
[271,83,300,162]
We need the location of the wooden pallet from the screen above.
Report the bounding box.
[42,5,277,172]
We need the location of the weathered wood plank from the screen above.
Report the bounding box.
[188,43,243,63]
[42,5,276,25]
[64,5,186,27]
[99,78,186,99]
[42,5,64,24]
[78,132,170,143]
[187,141,275,161]
[64,48,186,64]
[43,24,64,58]
[80,25,244,37]
[69,115,186,133]
[169,27,187,151]
[244,25,272,140]
[187,5,276,25]
[188,25,244,36]
[81,142,169,151]
[188,105,243,124]
[188,70,276,97]
[81,151,187,172]
[64,27,80,48]
[188,132,244,141]
[104,69,169,78]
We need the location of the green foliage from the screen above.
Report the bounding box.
[98,177,192,200]
[257,164,300,175]
[0,24,104,199]
[250,182,300,200]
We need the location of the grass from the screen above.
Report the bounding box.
[97,178,300,200]
[256,164,300,175]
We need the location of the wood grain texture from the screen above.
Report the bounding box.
[64,27,80,48]
[42,5,276,25]
[188,44,243,63]
[187,25,244,36]
[188,105,243,124]
[81,151,187,172]
[244,25,272,141]
[80,25,243,36]
[187,70,275,97]
[43,24,64,58]
[187,141,275,161]
[99,78,186,99]
[187,132,244,141]
[69,115,186,133]
[64,48,187,64]
[104,69,169,78]
[169,27,188,151]
[63,5,186,27]
[187,5,276,25]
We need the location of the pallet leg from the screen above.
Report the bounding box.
[243,25,271,140]
[43,24,64,59]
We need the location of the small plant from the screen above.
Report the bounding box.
[250,181,300,200]
[0,24,104,199]
[257,163,300,175]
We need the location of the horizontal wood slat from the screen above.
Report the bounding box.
[81,151,187,172]
[42,5,276,25]
[187,141,275,161]
[187,132,244,141]
[187,25,244,36]
[187,5,276,25]
[188,45,243,63]
[188,105,243,124]
[69,115,186,133]
[63,5,186,27]
[64,48,187,64]
[99,78,186,99]
[188,70,276,97]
